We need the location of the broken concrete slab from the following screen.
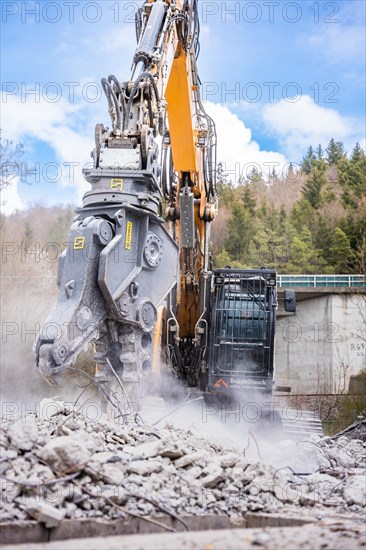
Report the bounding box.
[37,431,96,473]
[343,475,366,506]
[127,460,163,476]
[123,439,163,459]
[174,451,207,469]
[23,498,66,528]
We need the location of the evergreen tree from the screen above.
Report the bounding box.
[266,227,281,267]
[225,204,254,263]
[340,199,366,272]
[312,215,334,265]
[325,139,346,165]
[316,144,324,160]
[279,205,287,229]
[300,146,317,174]
[241,184,256,214]
[280,217,298,268]
[217,181,235,207]
[258,200,269,219]
[338,143,366,206]
[290,197,316,232]
[302,160,327,208]
[337,157,353,205]
[347,160,366,192]
[246,167,263,184]
[215,248,233,268]
[350,142,364,164]
[247,239,261,267]
[252,228,272,268]
[287,227,326,273]
[349,144,366,190]
[328,228,354,273]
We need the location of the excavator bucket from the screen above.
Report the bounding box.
[35,168,179,403]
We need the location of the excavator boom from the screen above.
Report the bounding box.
[35,0,218,406]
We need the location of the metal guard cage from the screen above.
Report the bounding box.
[210,269,277,377]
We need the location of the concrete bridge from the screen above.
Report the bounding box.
[275,275,366,395]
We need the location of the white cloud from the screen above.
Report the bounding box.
[1,93,99,201]
[0,178,25,215]
[205,102,288,181]
[306,23,365,65]
[262,95,363,161]
[2,89,291,202]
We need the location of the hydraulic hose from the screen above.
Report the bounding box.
[108,74,126,126]
[101,78,121,131]
[123,72,160,133]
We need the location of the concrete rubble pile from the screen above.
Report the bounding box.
[1,400,365,528]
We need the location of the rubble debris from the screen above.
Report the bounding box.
[0,405,365,527]
[332,420,366,441]
[7,418,38,452]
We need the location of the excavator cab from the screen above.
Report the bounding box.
[208,269,277,394]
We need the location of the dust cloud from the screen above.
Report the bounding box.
[140,368,320,474]
[0,281,89,411]
[0,281,319,474]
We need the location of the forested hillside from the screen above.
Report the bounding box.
[212,140,366,274]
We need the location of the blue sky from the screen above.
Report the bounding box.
[1,0,365,212]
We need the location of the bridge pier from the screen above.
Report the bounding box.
[275,286,366,395]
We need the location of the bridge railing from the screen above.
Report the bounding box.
[277,274,366,288]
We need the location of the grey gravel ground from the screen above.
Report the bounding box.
[1,398,365,531]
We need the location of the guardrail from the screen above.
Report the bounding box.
[2,274,366,288]
[277,275,366,288]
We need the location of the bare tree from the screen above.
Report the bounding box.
[0,129,24,190]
